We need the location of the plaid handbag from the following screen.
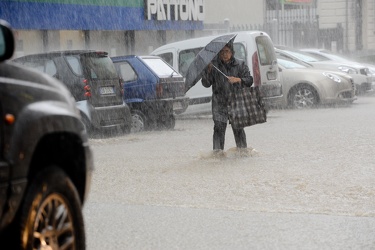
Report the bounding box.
[227,86,267,129]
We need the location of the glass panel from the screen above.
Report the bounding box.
[277,58,306,69]
[19,59,56,76]
[118,62,137,82]
[158,52,173,66]
[142,57,180,77]
[256,36,276,66]
[66,56,83,75]
[283,50,321,62]
[81,54,118,79]
[178,48,202,76]
[233,43,246,61]
[44,60,57,76]
[0,28,5,56]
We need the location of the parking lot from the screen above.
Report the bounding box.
[84,95,375,249]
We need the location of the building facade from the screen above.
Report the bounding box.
[0,0,373,57]
[265,0,375,53]
[0,0,264,57]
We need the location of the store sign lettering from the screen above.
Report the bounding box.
[145,0,205,21]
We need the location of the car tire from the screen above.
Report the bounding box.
[15,167,85,250]
[158,114,175,130]
[289,84,318,109]
[121,124,131,134]
[131,110,147,133]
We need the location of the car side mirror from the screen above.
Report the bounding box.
[0,20,15,62]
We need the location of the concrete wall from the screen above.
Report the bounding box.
[318,0,375,51]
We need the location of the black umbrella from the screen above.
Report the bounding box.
[185,33,237,92]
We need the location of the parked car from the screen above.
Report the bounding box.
[111,55,189,132]
[275,46,372,96]
[13,50,132,136]
[0,20,93,249]
[277,57,356,108]
[151,31,283,115]
[301,48,375,94]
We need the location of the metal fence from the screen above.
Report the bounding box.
[205,7,321,49]
[265,8,318,48]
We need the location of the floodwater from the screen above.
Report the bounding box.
[84,95,375,249]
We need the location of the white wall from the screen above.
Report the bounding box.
[204,0,264,26]
[318,0,375,51]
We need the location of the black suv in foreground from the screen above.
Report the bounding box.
[13,50,132,136]
[0,20,93,249]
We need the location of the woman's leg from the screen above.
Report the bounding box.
[213,120,227,150]
[232,128,247,148]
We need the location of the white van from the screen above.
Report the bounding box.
[151,31,283,115]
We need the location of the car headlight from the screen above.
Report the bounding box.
[323,72,341,83]
[338,66,358,74]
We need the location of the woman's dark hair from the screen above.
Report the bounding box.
[225,43,235,55]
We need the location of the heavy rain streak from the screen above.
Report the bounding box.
[2,0,375,249]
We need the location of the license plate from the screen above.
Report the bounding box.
[100,86,115,95]
[173,102,182,110]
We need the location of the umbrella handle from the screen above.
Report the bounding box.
[212,64,228,79]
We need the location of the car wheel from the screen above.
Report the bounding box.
[15,166,85,250]
[289,84,318,109]
[121,124,131,134]
[158,114,175,130]
[131,110,147,133]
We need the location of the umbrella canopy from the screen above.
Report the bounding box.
[185,33,237,92]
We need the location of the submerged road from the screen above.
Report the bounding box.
[84,95,375,249]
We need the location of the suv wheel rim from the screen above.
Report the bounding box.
[131,114,145,133]
[33,193,75,249]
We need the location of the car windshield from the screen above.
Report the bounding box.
[317,51,352,62]
[282,50,322,63]
[142,57,180,77]
[277,58,307,69]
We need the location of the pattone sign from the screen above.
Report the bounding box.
[282,0,312,3]
[145,0,205,21]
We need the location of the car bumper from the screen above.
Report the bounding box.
[263,94,284,109]
[91,103,132,129]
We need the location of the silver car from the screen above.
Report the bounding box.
[300,48,375,95]
[275,46,372,96]
[277,58,356,109]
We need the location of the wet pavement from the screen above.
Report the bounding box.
[84,95,375,249]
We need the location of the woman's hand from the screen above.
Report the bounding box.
[227,76,241,84]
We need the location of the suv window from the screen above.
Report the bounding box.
[21,59,57,77]
[256,36,277,65]
[158,52,173,66]
[142,58,179,77]
[66,55,83,75]
[66,54,119,80]
[118,61,137,82]
[45,60,57,76]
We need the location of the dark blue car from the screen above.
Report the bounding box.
[111,55,189,132]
